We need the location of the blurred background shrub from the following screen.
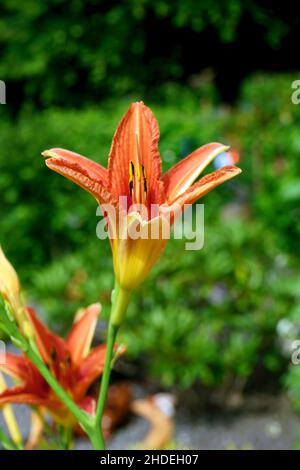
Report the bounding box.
[0,0,300,406]
[0,0,300,110]
[1,74,300,398]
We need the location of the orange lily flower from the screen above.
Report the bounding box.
[43,102,241,293]
[0,303,106,426]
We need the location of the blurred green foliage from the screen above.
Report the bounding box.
[0,0,293,108]
[1,72,299,395]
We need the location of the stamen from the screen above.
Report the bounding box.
[50,348,57,362]
[129,161,135,178]
[129,180,134,196]
[129,161,134,196]
[66,354,72,367]
[128,137,148,203]
[142,165,147,195]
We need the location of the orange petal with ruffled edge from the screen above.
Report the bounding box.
[42,148,115,205]
[66,303,101,367]
[163,143,232,203]
[108,102,165,204]
[171,165,242,207]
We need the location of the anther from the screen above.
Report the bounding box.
[142,165,147,195]
[129,180,134,196]
[129,161,135,177]
[129,161,134,196]
[50,348,57,362]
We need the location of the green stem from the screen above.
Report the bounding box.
[0,427,20,450]
[89,427,106,450]
[110,284,132,327]
[91,283,131,450]
[92,322,118,449]
[60,426,73,450]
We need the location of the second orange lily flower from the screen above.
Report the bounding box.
[0,303,106,426]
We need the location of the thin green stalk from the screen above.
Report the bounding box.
[0,427,20,450]
[60,426,73,450]
[93,322,118,449]
[110,284,132,327]
[91,283,131,450]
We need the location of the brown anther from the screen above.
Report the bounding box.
[50,348,57,362]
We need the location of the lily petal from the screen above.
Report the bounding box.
[163,143,231,203]
[66,303,101,367]
[43,148,108,183]
[0,353,38,384]
[79,396,96,416]
[43,148,115,205]
[26,307,67,366]
[112,212,169,290]
[108,102,165,204]
[74,345,106,399]
[171,166,242,207]
[0,386,59,408]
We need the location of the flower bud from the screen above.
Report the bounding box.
[0,246,22,313]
